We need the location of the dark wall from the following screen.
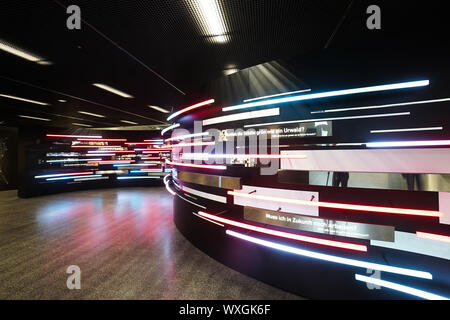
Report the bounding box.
[0,126,18,191]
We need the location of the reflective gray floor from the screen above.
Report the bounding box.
[0,188,302,299]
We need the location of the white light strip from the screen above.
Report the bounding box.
[117,176,160,180]
[243,89,312,102]
[92,83,133,98]
[0,94,49,106]
[367,140,450,148]
[0,40,43,62]
[72,123,92,127]
[370,127,443,134]
[203,108,280,126]
[192,212,224,226]
[181,153,307,160]
[182,185,227,203]
[244,112,410,128]
[311,97,450,114]
[47,175,101,181]
[46,158,101,163]
[161,123,180,135]
[19,115,51,121]
[354,274,448,300]
[165,132,209,142]
[223,80,429,112]
[177,194,206,209]
[189,0,228,43]
[149,105,170,113]
[120,120,138,125]
[226,230,432,279]
[74,176,109,182]
[78,111,105,118]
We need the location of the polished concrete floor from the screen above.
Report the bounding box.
[0,187,302,299]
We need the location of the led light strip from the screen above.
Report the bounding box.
[130,170,167,173]
[163,174,176,196]
[181,153,307,160]
[88,160,134,164]
[171,141,215,148]
[370,127,443,134]
[199,211,367,251]
[88,150,134,153]
[72,145,122,149]
[113,164,158,167]
[416,231,450,243]
[166,160,227,170]
[144,139,165,142]
[47,134,102,138]
[35,172,94,178]
[228,191,441,217]
[117,176,160,180]
[92,83,133,98]
[226,230,432,279]
[0,40,43,62]
[125,142,160,145]
[203,108,280,126]
[46,174,102,181]
[223,80,429,112]
[182,186,227,203]
[243,112,410,128]
[354,274,447,300]
[167,99,215,121]
[46,158,102,163]
[193,212,224,227]
[74,176,110,182]
[243,89,312,102]
[0,94,49,105]
[77,138,127,142]
[161,123,180,135]
[165,132,209,142]
[367,140,450,148]
[311,97,450,114]
[19,115,51,121]
[177,194,206,209]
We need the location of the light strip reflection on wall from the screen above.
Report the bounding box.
[166,160,227,170]
[177,194,206,209]
[370,127,443,134]
[0,93,49,105]
[167,99,215,121]
[183,186,226,203]
[163,174,176,196]
[367,140,450,148]
[244,112,410,128]
[35,172,94,178]
[223,80,429,112]
[228,191,441,217]
[198,211,367,251]
[193,212,224,227]
[354,274,447,300]
[203,108,280,126]
[161,123,180,135]
[46,174,101,181]
[117,176,160,180]
[47,134,103,139]
[165,132,209,142]
[243,89,312,102]
[181,153,307,160]
[311,97,450,114]
[416,231,450,243]
[226,230,432,279]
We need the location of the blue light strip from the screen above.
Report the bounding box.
[225,230,432,279]
[46,175,102,181]
[355,274,448,300]
[222,80,429,112]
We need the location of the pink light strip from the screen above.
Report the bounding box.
[77,138,127,142]
[166,160,226,170]
[198,211,367,252]
[47,134,102,138]
[87,160,135,164]
[416,231,450,243]
[167,99,215,121]
[228,191,441,217]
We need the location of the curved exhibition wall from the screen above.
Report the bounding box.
[162,49,450,299]
[18,127,171,198]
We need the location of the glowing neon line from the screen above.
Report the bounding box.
[203,108,280,126]
[163,174,176,196]
[77,138,127,141]
[167,99,215,121]
[416,232,450,243]
[226,230,432,279]
[223,80,430,112]
[181,153,307,160]
[161,123,180,135]
[193,212,224,227]
[71,145,122,149]
[171,142,215,148]
[228,191,441,217]
[199,211,367,251]
[166,160,227,170]
[35,172,94,178]
[165,132,209,142]
[88,160,134,164]
[46,158,101,163]
[370,127,443,134]
[47,134,102,138]
[243,89,311,102]
[367,140,450,148]
[117,176,160,180]
[354,274,447,300]
[46,174,101,181]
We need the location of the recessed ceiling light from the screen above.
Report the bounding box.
[92,83,133,98]
[19,115,51,121]
[36,60,52,65]
[223,68,239,76]
[0,93,49,106]
[149,105,170,113]
[120,120,138,125]
[0,40,44,62]
[72,123,92,127]
[58,99,67,103]
[187,0,229,43]
[77,111,105,118]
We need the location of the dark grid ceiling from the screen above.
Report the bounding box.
[0,0,445,130]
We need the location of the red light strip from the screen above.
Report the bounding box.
[144,139,164,142]
[167,99,215,121]
[125,142,158,145]
[145,148,172,152]
[228,191,441,217]
[416,231,450,243]
[47,134,102,138]
[77,138,127,142]
[72,145,122,149]
[87,160,135,164]
[198,211,367,252]
[166,160,226,170]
